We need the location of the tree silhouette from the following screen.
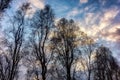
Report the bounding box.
[93,46,120,80]
[51,18,80,80]
[29,4,54,80]
[0,3,30,80]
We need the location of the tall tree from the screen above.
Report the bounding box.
[0,3,29,80]
[51,18,80,80]
[30,5,54,80]
[81,37,96,80]
[93,46,120,80]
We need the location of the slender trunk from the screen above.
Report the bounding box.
[66,66,71,80]
[88,70,91,80]
[42,70,46,80]
[9,65,14,80]
[41,62,46,80]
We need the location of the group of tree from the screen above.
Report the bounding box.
[0,2,120,80]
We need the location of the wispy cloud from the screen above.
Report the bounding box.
[101,24,120,42]
[67,8,81,18]
[77,7,119,41]
[73,5,120,58]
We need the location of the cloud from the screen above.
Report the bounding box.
[74,5,120,60]
[24,0,45,18]
[67,8,81,18]
[80,0,88,3]
[98,8,120,42]
[73,6,120,58]
[29,0,45,9]
[80,7,119,41]
[101,24,120,42]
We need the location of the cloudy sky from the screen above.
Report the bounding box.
[3,0,120,61]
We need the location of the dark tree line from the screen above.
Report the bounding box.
[0,2,120,80]
[93,46,120,80]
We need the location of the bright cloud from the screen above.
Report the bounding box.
[80,8,119,41]
[101,24,120,42]
[74,6,120,59]
[29,0,45,9]
[80,0,88,3]
[25,0,45,18]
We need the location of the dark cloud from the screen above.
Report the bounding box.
[101,27,120,43]
[113,28,120,42]
[116,28,120,35]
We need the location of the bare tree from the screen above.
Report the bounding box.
[93,46,120,80]
[29,5,54,80]
[51,18,80,80]
[110,57,120,80]
[81,38,96,80]
[0,3,29,80]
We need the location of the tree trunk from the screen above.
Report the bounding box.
[67,66,71,80]
[41,63,46,80]
[42,71,46,80]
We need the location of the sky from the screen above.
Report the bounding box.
[39,0,120,61]
[3,0,120,61]
[0,0,120,79]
